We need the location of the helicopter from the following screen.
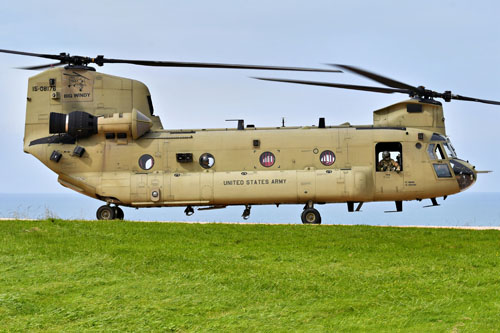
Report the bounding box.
[1,49,498,224]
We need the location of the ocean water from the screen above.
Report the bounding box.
[1,192,499,227]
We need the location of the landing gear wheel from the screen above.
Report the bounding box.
[242,205,251,220]
[301,208,321,225]
[184,206,194,216]
[114,207,124,220]
[97,205,115,220]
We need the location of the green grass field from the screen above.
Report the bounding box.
[0,220,499,332]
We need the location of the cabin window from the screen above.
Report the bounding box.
[139,154,155,170]
[375,142,402,172]
[320,150,336,166]
[260,152,275,167]
[199,153,215,169]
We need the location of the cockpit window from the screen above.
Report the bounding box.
[435,144,445,160]
[427,144,436,160]
[450,159,475,190]
[428,143,446,160]
[433,164,452,178]
[430,134,457,159]
[444,138,457,158]
[443,143,456,159]
[431,133,446,141]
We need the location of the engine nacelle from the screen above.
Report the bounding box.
[49,109,153,140]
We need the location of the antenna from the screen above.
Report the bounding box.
[226,119,244,130]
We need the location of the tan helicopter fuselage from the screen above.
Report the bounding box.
[23,67,475,210]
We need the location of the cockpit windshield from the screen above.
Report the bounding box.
[443,138,457,158]
[431,133,446,141]
[429,134,457,159]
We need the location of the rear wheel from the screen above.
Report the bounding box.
[301,208,321,224]
[114,207,124,220]
[96,205,115,220]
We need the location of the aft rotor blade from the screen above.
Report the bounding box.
[17,62,65,70]
[330,64,418,91]
[99,58,342,73]
[0,49,63,61]
[253,77,409,94]
[0,49,341,73]
[451,94,500,105]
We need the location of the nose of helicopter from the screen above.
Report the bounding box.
[450,159,477,191]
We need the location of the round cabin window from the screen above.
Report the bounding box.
[320,150,336,166]
[199,153,215,169]
[260,151,275,167]
[138,154,154,170]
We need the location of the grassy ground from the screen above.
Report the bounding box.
[0,220,499,332]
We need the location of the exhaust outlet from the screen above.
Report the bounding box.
[49,111,98,138]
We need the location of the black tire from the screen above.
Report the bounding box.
[96,205,115,220]
[301,208,321,225]
[115,207,124,220]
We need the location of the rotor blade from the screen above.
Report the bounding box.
[253,77,410,94]
[98,58,342,73]
[0,49,341,73]
[17,62,65,70]
[330,64,418,91]
[451,94,500,106]
[0,49,63,61]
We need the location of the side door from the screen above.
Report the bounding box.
[375,142,404,197]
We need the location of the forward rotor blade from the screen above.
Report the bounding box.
[17,62,64,70]
[98,58,342,73]
[253,77,409,94]
[330,64,418,91]
[451,94,500,106]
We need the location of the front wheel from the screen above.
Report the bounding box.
[96,205,115,220]
[301,208,321,225]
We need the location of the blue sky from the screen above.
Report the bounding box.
[0,0,499,193]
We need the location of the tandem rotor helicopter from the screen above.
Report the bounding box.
[1,49,499,224]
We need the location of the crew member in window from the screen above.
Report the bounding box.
[378,151,401,172]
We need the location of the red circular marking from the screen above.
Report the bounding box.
[260,152,275,167]
[320,150,335,166]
